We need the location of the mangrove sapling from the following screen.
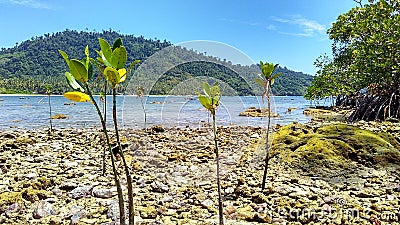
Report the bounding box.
[100,90,107,175]
[254,60,281,191]
[96,37,140,225]
[135,86,147,129]
[45,84,53,133]
[198,82,224,225]
[93,58,108,175]
[59,46,126,225]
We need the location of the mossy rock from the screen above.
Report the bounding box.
[22,187,51,203]
[21,177,55,193]
[136,205,157,219]
[0,191,23,213]
[270,122,400,171]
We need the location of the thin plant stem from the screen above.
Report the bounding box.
[261,84,271,191]
[102,80,107,176]
[139,96,147,129]
[212,113,224,225]
[85,83,126,225]
[48,95,53,132]
[112,88,135,225]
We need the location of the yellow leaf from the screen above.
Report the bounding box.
[63,92,92,103]
[118,68,127,83]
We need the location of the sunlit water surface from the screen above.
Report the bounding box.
[0,95,327,130]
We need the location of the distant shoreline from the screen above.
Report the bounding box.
[0,94,303,97]
[0,93,51,97]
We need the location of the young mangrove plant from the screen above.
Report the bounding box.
[96,37,140,225]
[59,46,126,225]
[99,90,107,175]
[198,82,224,225]
[45,84,53,133]
[135,85,147,129]
[254,60,281,191]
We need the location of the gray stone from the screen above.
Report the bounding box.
[5,203,21,218]
[68,185,93,199]
[25,173,38,180]
[92,188,115,199]
[59,181,78,191]
[107,201,121,221]
[68,205,87,225]
[33,201,56,219]
[151,181,169,193]
[200,199,214,208]
[162,195,174,203]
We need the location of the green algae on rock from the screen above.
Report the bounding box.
[270,122,400,172]
[0,192,23,213]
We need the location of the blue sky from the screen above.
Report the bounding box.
[0,0,357,74]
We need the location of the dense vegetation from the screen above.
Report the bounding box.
[0,29,312,96]
[305,0,400,121]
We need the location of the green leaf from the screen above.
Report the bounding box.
[254,78,266,87]
[87,61,93,80]
[210,85,220,98]
[198,95,212,111]
[98,38,112,62]
[270,79,275,86]
[45,84,51,95]
[81,57,89,69]
[85,45,89,57]
[99,52,112,67]
[68,59,88,83]
[202,82,211,97]
[59,50,69,65]
[103,66,120,87]
[263,63,275,77]
[65,72,84,92]
[271,72,282,81]
[112,38,123,50]
[84,45,90,70]
[127,59,141,74]
[211,96,220,106]
[111,46,127,69]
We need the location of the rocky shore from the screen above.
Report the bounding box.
[0,121,400,225]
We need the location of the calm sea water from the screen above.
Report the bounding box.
[0,95,323,130]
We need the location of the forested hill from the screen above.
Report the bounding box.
[0,29,312,96]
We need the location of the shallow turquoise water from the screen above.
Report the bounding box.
[0,95,325,130]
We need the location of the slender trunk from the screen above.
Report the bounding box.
[261,88,271,191]
[113,89,134,225]
[48,95,53,132]
[139,97,147,129]
[85,84,126,225]
[213,113,224,225]
[102,80,107,175]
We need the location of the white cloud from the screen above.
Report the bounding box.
[219,18,276,31]
[0,0,52,9]
[265,24,277,31]
[272,15,326,37]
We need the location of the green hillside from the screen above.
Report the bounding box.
[0,30,312,95]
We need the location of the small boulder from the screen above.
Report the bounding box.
[68,186,93,199]
[51,114,68,119]
[148,125,165,133]
[239,107,279,117]
[32,201,56,219]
